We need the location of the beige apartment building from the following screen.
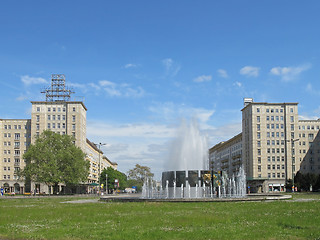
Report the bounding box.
[0,74,117,194]
[209,133,242,176]
[0,119,31,193]
[210,98,320,193]
[86,139,118,184]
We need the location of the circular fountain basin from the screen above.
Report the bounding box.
[100,193,292,202]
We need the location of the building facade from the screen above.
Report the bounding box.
[0,74,117,194]
[209,98,320,193]
[209,133,242,177]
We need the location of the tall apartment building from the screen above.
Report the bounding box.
[0,74,117,194]
[298,120,320,175]
[209,98,320,193]
[0,119,31,193]
[242,101,299,192]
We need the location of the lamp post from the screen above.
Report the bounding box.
[106,174,108,194]
[94,142,106,195]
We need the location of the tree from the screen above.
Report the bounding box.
[127,164,154,192]
[20,130,89,193]
[99,167,127,193]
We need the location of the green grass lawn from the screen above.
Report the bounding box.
[0,194,319,240]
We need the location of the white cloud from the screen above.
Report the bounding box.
[97,80,144,98]
[234,81,242,87]
[305,83,320,96]
[193,75,212,83]
[162,58,173,70]
[148,102,215,124]
[270,64,311,82]
[21,75,48,86]
[99,80,115,87]
[124,63,137,69]
[240,66,260,77]
[162,58,181,77]
[217,69,228,78]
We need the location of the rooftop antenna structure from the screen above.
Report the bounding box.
[41,74,74,102]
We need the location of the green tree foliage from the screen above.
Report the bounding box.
[294,171,320,191]
[127,164,154,191]
[99,167,127,192]
[20,130,89,192]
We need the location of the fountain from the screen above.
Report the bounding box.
[101,118,292,202]
[141,118,247,199]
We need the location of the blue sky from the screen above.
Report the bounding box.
[1,1,320,178]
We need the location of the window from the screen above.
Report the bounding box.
[267,156,271,162]
[36,115,40,122]
[257,132,261,139]
[48,107,51,112]
[290,108,293,113]
[266,109,269,113]
[63,108,66,112]
[266,116,269,121]
[276,116,279,121]
[309,134,314,140]
[268,165,271,170]
[52,123,55,129]
[271,116,274,121]
[257,108,260,113]
[72,124,76,130]
[52,115,56,120]
[62,115,66,120]
[62,123,66,129]
[58,107,61,112]
[48,123,51,129]
[8,125,11,129]
[72,115,76,122]
[257,149,261,155]
[48,115,51,120]
[37,107,40,112]
[268,173,271,178]
[257,141,261,147]
[291,124,294,131]
[257,116,260,122]
[73,107,76,112]
[4,125,7,129]
[36,124,39,130]
[258,157,261,164]
[57,123,60,129]
[53,107,56,112]
[57,115,60,120]
[290,116,294,122]
[257,124,260,131]
[258,166,261,172]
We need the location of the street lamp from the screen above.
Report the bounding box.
[93,142,106,195]
[106,174,108,194]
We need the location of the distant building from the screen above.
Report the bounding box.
[209,98,320,193]
[0,74,117,194]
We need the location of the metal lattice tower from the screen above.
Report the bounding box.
[41,74,74,102]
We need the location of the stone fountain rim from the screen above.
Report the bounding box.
[100,194,292,202]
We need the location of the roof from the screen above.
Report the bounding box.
[209,133,242,152]
[31,101,87,111]
[86,138,103,154]
[241,102,298,111]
